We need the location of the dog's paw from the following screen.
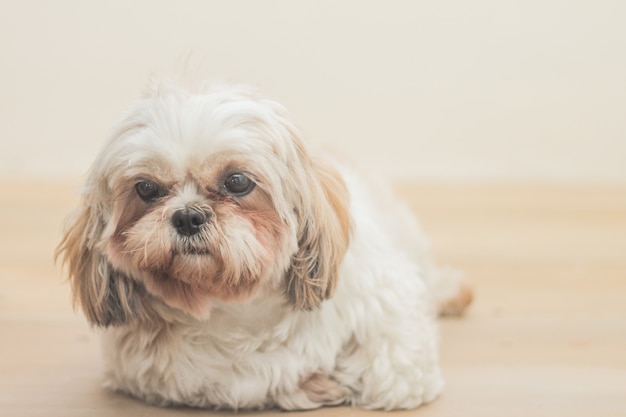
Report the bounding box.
[438,281,473,316]
[299,372,350,407]
[274,372,350,410]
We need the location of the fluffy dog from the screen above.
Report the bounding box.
[57,80,471,410]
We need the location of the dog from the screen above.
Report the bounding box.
[57,80,471,410]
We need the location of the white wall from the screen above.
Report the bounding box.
[1,0,625,182]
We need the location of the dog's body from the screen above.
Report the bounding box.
[58,81,470,410]
[101,168,442,410]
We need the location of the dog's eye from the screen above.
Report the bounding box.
[224,173,255,196]
[135,181,163,202]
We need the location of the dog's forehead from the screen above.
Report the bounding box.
[154,94,278,148]
[124,94,288,176]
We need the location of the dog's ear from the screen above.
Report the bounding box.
[285,158,351,310]
[56,197,149,327]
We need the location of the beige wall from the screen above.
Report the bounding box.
[1,1,625,182]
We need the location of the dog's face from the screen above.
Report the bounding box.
[57,82,351,326]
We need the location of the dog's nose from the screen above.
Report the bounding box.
[171,207,208,236]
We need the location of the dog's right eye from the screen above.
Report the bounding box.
[135,181,162,202]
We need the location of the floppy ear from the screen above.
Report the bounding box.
[285,158,351,310]
[56,198,150,327]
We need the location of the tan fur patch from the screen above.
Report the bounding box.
[56,200,155,327]
[286,156,352,310]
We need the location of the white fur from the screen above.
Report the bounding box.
[63,81,456,410]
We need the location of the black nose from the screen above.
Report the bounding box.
[171,207,208,236]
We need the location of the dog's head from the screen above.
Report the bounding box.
[57,82,351,326]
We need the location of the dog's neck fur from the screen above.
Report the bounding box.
[144,285,298,339]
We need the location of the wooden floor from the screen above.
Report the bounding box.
[1,181,625,417]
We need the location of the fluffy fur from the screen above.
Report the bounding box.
[57,80,471,410]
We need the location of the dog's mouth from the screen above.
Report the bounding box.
[175,247,210,256]
[173,241,211,256]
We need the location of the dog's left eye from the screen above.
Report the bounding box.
[224,173,255,196]
[135,181,163,202]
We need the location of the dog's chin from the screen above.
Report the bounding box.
[148,280,210,318]
[165,251,218,287]
[127,248,264,318]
